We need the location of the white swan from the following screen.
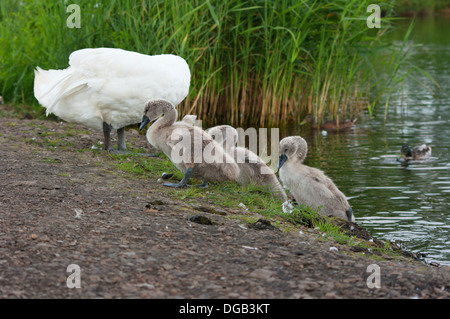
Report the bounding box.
[34,47,190,152]
[139,99,239,188]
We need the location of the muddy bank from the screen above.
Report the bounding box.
[0,117,449,299]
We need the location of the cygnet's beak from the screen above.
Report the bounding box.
[139,115,150,131]
[278,154,287,169]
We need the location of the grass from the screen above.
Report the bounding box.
[0,0,414,127]
[101,147,412,258]
[109,148,304,217]
[107,149,398,256]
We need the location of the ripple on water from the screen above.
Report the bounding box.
[406,166,448,171]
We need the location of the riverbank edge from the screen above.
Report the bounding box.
[0,112,443,265]
[1,114,449,298]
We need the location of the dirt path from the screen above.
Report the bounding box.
[0,117,449,299]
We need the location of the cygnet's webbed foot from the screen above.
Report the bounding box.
[197,181,209,188]
[137,149,162,157]
[163,168,193,189]
[163,181,188,188]
[136,152,158,157]
[109,149,129,155]
[108,149,158,157]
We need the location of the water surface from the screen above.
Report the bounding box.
[284,17,450,265]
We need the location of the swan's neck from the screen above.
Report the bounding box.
[294,147,307,163]
[156,105,177,128]
[293,154,306,164]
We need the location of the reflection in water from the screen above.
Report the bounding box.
[279,17,450,265]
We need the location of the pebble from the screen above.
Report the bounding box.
[429,261,440,267]
[30,234,38,240]
[189,215,215,225]
[249,269,276,280]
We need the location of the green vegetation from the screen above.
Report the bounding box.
[1,0,410,127]
[107,149,405,258]
[12,119,411,260]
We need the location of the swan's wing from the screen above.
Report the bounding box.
[69,48,191,106]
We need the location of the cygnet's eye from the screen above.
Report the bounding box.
[284,148,288,153]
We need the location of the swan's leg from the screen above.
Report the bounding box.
[117,127,127,151]
[197,181,209,188]
[163,168,193,188]
[105,124,154,156]
[103,122,113,151]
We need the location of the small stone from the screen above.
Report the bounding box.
[248,219,277,231]
[249,269,276,280]
[325,292,338,299]
[30,234,38,240]
[79,134,91,140]
[161,172,173,179]
[189,215,216,225]
[429,261,440,267]
[161,263,174,270]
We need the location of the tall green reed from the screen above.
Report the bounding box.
[0,0,403,127]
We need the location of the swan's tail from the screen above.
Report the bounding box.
[33,66,85,116]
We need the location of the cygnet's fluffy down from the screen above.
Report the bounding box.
[34,47,190,151]
[181,115,199,127]
[139,99,239,188]
[206,125,288,202]
[278,136,354,222]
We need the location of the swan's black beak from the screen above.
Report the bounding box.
[278,154,287,169]
[139,115,150,131]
